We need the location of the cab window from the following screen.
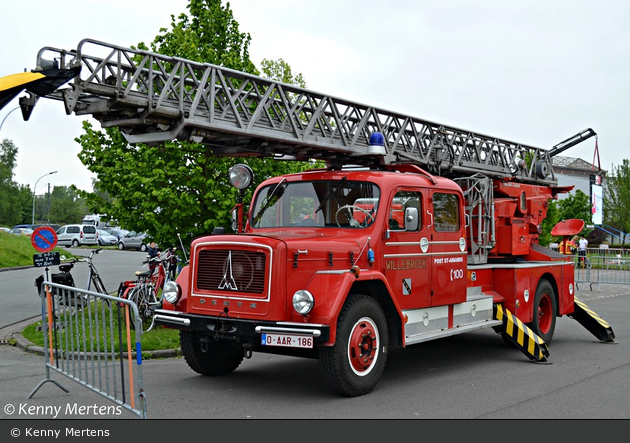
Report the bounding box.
[433,193,459,232]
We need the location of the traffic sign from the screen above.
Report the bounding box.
[31,226,58,253]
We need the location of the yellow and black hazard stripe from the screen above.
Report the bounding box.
[568,297,615,343]
[494,304,550,362]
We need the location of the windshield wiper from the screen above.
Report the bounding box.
[252,178,288,226]
[314,176,347,214]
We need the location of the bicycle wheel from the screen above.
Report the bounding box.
[128,284,157,333]
[92,274,110,306]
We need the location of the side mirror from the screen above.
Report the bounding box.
[404,207,419,231]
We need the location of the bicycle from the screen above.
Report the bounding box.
[118,247,176,333]
[35,248,110,309]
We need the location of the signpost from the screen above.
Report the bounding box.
[32,226,59,267]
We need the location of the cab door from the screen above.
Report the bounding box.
[428,190,467,306]
[383,189,432,310]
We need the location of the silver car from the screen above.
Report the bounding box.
[117,231,151,251]
[56,224,98,247]
[97,229,118,246]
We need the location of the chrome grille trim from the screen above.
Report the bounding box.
[191,241,273,301]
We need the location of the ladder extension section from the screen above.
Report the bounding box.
[27,38,557,184]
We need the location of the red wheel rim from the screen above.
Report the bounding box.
[347,317,379,375]
[537,294,552,334]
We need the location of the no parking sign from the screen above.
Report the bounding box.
[31,226,58,253]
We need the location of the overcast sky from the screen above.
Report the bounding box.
[1,0,628,193]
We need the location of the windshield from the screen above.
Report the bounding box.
[251,180,380,229]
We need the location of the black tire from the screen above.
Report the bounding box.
[319,295,388,397]
[118,242,124,250]
[72,239,80,248]
[140,244,147,252]
[527,279,557,344]
[180,331,244,376]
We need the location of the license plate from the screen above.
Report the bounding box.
[261,333,313,348]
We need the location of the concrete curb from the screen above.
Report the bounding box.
[1,318,181,359]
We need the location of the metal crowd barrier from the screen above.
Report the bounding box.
[548,245,630,288]
[572,253,630,289]
[29,280,147,419]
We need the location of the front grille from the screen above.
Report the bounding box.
[195,249,267,294]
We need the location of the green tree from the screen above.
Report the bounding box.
[604,159,630,244]
[0,139,32,226]
[539,199,559,246]
[76,0,318,249]
[260,58,306,87]
[48,186,87,225]
[557,190,592,225]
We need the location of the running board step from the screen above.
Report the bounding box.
[568,298,615,343]
[493,304,550,362]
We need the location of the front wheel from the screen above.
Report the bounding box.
[319,295,388,397]
[527,280,557,344]
[180,331,244,376]
[128,285,157,333]
[118,242,124,250]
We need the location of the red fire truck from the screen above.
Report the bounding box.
[8,39,614,397]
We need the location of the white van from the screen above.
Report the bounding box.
[81,214,112,228]
[56,224,99,247]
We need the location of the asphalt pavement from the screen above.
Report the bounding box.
[0,253,628,421]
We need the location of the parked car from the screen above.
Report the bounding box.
[97,229,118,246]
[101,226,129,240]
[13,223,61,232]
[56,224,98,247]
[8,227,33,236]
[117,231,152,251]
[0,226,10,233]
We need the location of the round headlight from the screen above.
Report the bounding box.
[162,281,181,305]
[292,290,314,315]
[229,164,254,190]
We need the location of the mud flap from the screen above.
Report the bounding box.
[568,298,615,343]
[493,304,550,362]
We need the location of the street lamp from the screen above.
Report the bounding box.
[0,106,20,133]
[32,171,57,225]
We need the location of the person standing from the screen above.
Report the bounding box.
[578,236,588,267]
[147,241,159,273]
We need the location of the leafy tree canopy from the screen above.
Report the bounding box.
[0,139,33,226]
[604,159,630,243]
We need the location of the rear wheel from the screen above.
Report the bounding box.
[319,295,388,397]
[72,239,80,248]
[180,331,244,376]
[527,280,557,344]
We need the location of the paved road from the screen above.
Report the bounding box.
[0,247,148,329]
[0,252,628,420]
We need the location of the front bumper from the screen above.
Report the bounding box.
[153,309,330,344]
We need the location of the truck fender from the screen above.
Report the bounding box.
[305,269,404,345]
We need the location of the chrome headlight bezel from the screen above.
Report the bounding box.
[292,290,314,315]
[162,281,181,305]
